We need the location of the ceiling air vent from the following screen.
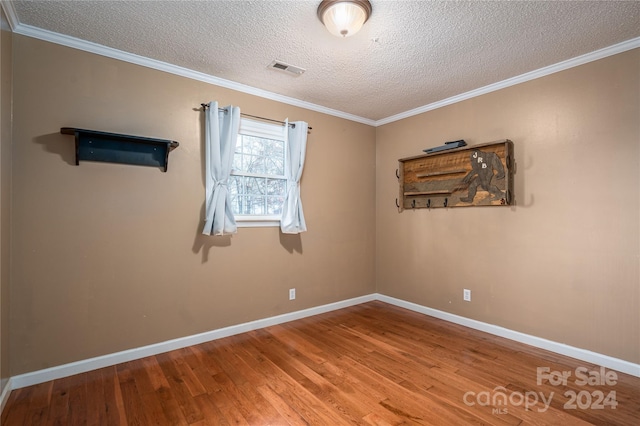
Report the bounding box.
[268,60,305,76]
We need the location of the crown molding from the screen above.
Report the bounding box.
[3,9,639,128]
[0,1,19,31]
[9,22,376,127]
[375,36,640,126]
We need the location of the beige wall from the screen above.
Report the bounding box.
[6,33,640,376]
[376,49,640,364]
[10,35,376,375]
[0,8,12,395]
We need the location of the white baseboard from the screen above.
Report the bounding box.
[0,377,12,415]
[377,294,640,378]
[10,294,376,390]
[7,292,639,397]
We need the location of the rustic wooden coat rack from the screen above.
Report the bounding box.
[397,140,514,211]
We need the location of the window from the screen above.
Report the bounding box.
[229,118,287,225]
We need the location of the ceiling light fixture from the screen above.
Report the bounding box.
[317,0,372,38]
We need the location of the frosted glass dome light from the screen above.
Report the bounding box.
[318,0,372,38]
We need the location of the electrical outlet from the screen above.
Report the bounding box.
[463,289,471,302]
[289,288,296,300]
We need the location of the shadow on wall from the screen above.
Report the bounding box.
[191,214,232,263]
[191,210,304,263]
[34,132,76,166]
[280,232,302,254]
[512,139,534,210]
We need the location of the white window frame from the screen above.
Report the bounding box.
[231,118,287,228]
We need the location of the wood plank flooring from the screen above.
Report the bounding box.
[2,301,639,425]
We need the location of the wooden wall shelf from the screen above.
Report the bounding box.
[60,127,179,172]
[398,140,514,210]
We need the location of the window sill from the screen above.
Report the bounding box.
[236,216,281,228]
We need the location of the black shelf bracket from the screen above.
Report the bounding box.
[60,127,179,172]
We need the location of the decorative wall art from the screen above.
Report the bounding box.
[397,140,515,210]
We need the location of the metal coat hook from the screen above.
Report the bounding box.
[427,199,431,208]
[411,199,416,208]
[444,198,448,207]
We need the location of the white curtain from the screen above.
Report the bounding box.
[202,102,240,236]
[281,120,308,234]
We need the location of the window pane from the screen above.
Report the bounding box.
[240,135,253,154]
[246,195,265,215]
[229,195,240,213]
[244,154,265,174]
[228,175,243,195]
[235,135,285,176]
[245,176,263,195]
[264,139,283,155]
[238,196,250,215]
[233,152,243,172]
[233,121,288,218]
[264,139,284,175]
[266,155,284,176]
[266,178,285,195]
[245,135,263,156]
[267,196,284,215]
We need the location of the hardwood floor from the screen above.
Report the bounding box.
[2,301,639,425]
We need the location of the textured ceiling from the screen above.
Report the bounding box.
[7,0,640,123]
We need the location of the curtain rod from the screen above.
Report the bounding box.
[200,103,312,131]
